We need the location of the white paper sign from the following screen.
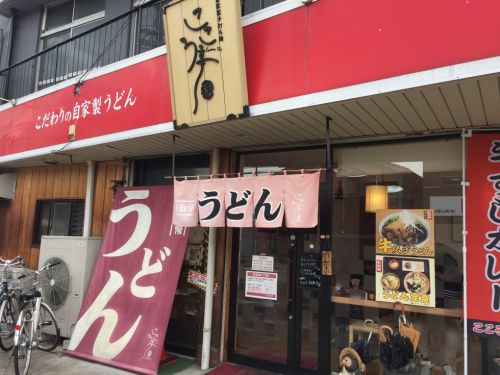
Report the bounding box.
[245,271,278,301]
[252,255,274,272]
[429,196,462,216]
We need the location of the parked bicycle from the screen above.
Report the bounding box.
[0,255,25,351]
[13,261,61,375]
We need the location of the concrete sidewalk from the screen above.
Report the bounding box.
[0,347,207,375]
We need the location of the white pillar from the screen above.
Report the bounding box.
[201,148,220,370]
[461,130,469,375]
[82,160,95,237]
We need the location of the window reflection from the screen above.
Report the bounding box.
[331,139,464,375]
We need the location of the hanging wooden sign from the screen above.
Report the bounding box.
[163,0,248,128]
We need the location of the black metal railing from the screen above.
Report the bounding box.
[0,0,285,100]
[0,0,167,100]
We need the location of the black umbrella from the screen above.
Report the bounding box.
[379,325,414,371]
[350,319,377,364]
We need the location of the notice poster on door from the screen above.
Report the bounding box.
[375,255,435,307]
[466,134,500,337]
[67,187,189,375]
[245,271,278,301]
[376,209,435,257]
[252,255,274,272]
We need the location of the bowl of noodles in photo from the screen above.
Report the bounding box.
[403,272,430,295]
[379,210,431,248]
[380,273,400,291]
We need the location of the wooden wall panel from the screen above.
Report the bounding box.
[91,160,123,237]
[0,160,126,268]
[0,164,88,269]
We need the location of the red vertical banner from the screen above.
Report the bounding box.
[67,186,189,375]
[467,134,500,337]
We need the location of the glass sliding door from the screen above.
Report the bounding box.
[228,148,332,375]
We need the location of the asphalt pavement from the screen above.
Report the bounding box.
[0,347,205,375]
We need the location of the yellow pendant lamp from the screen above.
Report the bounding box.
[365,185,388,213]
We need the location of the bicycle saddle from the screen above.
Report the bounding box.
[19,290,41,301]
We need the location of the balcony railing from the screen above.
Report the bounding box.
[0,0,168,100]
[0,0,285,101]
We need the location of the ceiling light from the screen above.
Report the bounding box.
[388,185,404,193]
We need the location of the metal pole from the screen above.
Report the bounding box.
[172,134,176,177]
[461,129,470,375]
[201,148,220,370]
[326,117,332,169]
[83,160,95,237]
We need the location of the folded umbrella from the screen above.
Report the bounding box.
[350,319,377,364]
[379,325,414,371]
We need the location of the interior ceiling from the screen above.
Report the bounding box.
[2,72,500,169]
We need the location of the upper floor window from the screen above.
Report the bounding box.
[241,0,287,16]
[43,0,105,35]
[39,0,106,88]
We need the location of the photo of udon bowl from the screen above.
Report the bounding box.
[381,273,400,291]
[379,210,431,247]
[403,272,430,295]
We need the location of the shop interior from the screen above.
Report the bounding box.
[230,138,467,375]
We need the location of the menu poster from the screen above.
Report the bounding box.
[245,271,278,301]
[299,254,321,288]
[376,209,435,257]
[375,255,435,307]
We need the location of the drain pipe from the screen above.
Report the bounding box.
[201,148,220,371]
[82,160,95,237]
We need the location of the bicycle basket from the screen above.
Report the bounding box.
[8,270,38,293]
[1,264,27,283]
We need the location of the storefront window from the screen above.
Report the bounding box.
[331,139,464,374]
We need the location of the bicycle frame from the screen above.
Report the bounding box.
[13,261,58,349]
[13,296,42,349]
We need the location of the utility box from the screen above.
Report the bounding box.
[0,173,16,199]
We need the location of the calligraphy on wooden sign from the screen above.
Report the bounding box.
[163,0,248,128]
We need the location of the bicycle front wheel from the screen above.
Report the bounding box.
[36,303,60,352]
[14,311,32,375]
[0,296,19,351]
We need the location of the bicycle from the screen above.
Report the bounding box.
[0,255,25,351]
[12,261,61,375]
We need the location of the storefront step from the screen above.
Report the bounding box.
[206,363,277,375]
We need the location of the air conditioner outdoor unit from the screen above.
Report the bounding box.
[39,236,102,338]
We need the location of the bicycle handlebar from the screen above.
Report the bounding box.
[0,255,25,267]
[38,261,61,274]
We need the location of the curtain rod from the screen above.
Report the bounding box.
[164,168,325,180]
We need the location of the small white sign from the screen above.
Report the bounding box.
[245,271,278,301]
[252,255,274,272]
[430,196,462,216]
